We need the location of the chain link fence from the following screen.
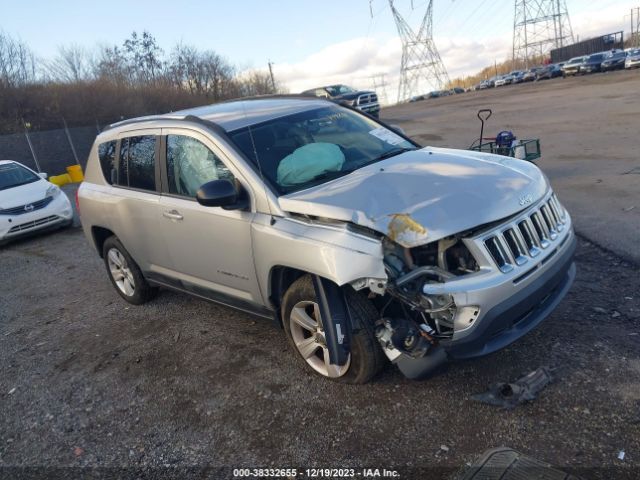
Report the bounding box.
[0,117,116,176]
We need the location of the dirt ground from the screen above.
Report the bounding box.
[1,73,640,480]
[382,69,640,264]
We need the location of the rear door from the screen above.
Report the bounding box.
[109,129,168,273]
[157,128,262,306]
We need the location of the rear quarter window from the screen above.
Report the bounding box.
[98,140,117,185]
[118,135,156,191]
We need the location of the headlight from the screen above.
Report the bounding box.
[46,185,61,199]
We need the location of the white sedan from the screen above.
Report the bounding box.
[0,160,73,244]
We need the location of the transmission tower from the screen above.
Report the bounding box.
[388,0,450,103]
[368,72,390,105]
[513,0,574,67]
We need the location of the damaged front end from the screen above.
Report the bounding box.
[354,191,576,380]
[373,231,481,379]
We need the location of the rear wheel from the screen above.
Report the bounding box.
[102,236,157,305]
[282,275,385,383]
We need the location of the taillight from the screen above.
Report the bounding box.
[75,188,80,216]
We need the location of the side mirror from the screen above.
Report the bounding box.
[196,179,247,210]
[39,172,48,179]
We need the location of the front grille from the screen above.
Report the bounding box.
[483,194,567,273]
[8,215,60,233]
[0,196,53,216]
[357,94,374,105]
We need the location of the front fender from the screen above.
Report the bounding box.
[251,215,386,304]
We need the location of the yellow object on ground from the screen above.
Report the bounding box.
[49,173,72,186]
[66,164,84,182]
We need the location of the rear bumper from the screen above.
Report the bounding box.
[445,234,576,359]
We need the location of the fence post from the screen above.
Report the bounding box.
[62,117,79,165]
[22,119,42,173]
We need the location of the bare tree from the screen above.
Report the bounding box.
[238,69,279,96]
[168,44,236,100]
[0,31,37,87]
[47,45,93,83]
[122,31,164,85]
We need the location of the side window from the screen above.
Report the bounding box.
[166,135,234,197]
[118,135,156,191]
[98,140,117,185]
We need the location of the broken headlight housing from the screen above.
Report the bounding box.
[383,236,480,338]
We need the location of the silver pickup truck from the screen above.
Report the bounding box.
[78,97,576,383]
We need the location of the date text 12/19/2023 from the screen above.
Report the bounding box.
[232,468,401,478]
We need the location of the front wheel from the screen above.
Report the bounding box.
[102,236,158,305]
[281,275,386,383]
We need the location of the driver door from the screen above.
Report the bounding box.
[157,128,262,307]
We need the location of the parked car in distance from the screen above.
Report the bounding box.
[579,53,606,74]
[561,56,586,76]
[0,160,73,244]
[601,51,627,71]
[451,87,465,94]
[509,71,524,84]
[536,64,562,80]
[301,84,380,117]
[78,96,576,383]
[625,48,640,69]
[494,75,512,87]
[522,67,543,82]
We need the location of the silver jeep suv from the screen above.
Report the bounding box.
[79,97,576,383]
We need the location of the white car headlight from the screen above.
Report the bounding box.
[46,184,61,199]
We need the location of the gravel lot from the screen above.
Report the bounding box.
[2,74,640,479]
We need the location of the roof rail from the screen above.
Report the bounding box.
[100,113,227,134]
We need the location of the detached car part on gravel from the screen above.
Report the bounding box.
[78,96,576,383]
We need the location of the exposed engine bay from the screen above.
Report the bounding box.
[370,235,480,378]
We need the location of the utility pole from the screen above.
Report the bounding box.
[387,0,450,103]
[632,7,640,47]
[267,61,276,92]
[513,0,574,67]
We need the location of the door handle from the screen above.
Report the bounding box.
[163,210,184,221]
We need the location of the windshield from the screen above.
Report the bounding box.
[229,105,417,195]
[589,54,604,61]
[325,85,356,96]
[568,57,583,64]
[0,162,40,191]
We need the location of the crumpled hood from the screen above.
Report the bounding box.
[0,179,48,209]
[278,147,548,247]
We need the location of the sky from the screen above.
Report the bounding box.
[1,0,635,102]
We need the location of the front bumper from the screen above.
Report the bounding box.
[445,234,575,359]
[0,193,73,241]
[357,104,380,117]
[421,191,576,360]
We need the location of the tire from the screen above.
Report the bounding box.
[281,275,386,384]
[102,236,158,305]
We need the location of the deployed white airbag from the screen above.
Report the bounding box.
[277,143,345,186]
